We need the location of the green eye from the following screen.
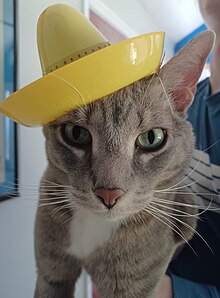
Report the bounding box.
[136,128,166,151]
[62,123,92,146]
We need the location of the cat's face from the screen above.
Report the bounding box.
[43,76,193,221]
[43,31,214,222]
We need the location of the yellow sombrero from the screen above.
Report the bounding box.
[0,4,164,127]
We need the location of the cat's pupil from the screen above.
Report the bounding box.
[148,130,155,144]
[72,126,80,139]
[136,128,166,151]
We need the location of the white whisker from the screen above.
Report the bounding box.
[155,190,219,197]
[38,198,70,208]
[142,207,191,248]
[149,205,213,254]
[37,195,71,201]
[156,72,174,115]
[50,201,80,215]
[154,197,220,212]
[50,203,73,217]
[155,179,200,193]
[135,212,148,229]
[144,206,199,257]
[160,139,220,193]
[150,201,199,219]
[42,178,72,188]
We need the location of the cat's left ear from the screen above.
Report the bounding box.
[159,31,215,113]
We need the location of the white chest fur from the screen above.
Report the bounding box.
[67,209,118,259]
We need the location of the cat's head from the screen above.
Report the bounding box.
[43,31,214,221]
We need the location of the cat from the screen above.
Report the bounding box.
[34,31,214,298]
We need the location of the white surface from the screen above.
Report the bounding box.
[0,0,3,22]
[92,0,175,59]
[140,0,204,43]
[90,0,138,38]
[0,1,89,298]
[98,0,160,35]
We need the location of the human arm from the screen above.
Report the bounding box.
[157,275,173,298]
[157,274,220,298]
[199,0,220,94]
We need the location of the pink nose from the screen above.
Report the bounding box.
[94,188,125,209]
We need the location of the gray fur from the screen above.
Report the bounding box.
[34,31,214,297]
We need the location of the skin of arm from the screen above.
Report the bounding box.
[199,0,220,94]
[157,275,173,298]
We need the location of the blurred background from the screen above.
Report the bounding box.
[0,0,209,297]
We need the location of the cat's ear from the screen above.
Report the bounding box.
[159,31,215,113]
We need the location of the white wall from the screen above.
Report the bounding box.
[0,1,88,297]
[139,0,203,43]
[91,0,174,59]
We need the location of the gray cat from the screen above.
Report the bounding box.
[34,31,214,298]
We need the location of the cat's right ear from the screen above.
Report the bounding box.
[158,31,215,113]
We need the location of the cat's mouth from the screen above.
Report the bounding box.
[89,190,155,222]
[68,187,155,221]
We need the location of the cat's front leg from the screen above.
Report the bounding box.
[34,208,82,298]
[34,258,81,298]
[84,216,177,298]
[34,277,78,298]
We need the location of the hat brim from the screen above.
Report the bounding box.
[0,32,164,127]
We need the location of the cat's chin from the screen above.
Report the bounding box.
[89,206,143,224]
[89,209,127,223]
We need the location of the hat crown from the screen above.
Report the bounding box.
[0,4,164,127]
[37,4,109,75]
